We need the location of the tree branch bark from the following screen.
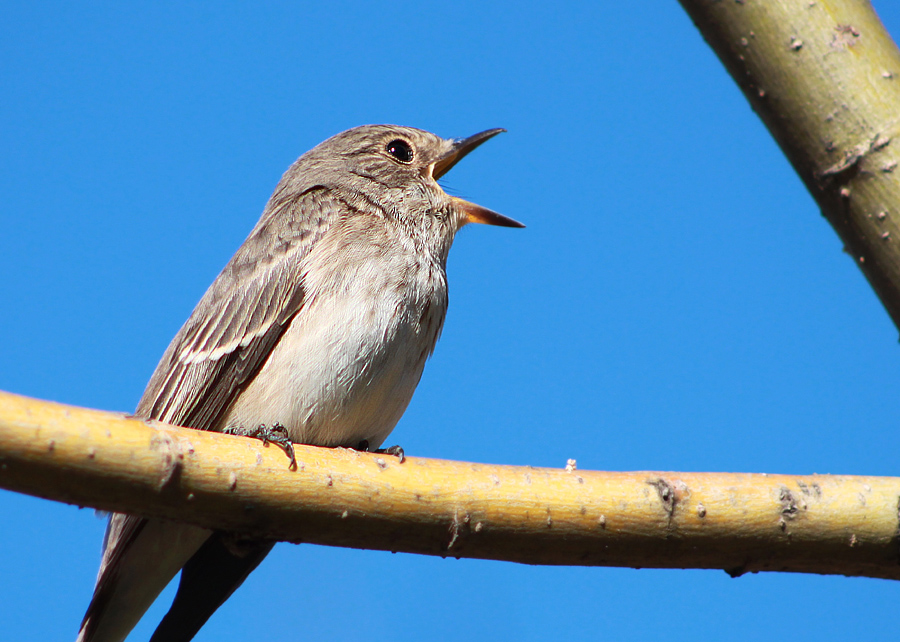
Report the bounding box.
[1,390,898,579]
[678,0,900,333]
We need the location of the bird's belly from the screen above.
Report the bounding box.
[222,284,442,449]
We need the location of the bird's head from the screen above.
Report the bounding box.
[296,124,524,233]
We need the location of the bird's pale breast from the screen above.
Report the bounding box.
[221,218,448,449]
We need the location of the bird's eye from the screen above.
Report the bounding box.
[386,139,414,163]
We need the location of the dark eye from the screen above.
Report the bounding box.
[386,139,414,163]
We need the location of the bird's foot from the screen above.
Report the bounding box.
[356,439,405,463]
[247,423,297,470]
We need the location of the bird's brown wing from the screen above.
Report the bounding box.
[137,184,347,430]
[79,185,350,640]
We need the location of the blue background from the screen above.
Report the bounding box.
[3,2,900,640]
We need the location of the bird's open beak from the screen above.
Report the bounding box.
[433,129,525,229]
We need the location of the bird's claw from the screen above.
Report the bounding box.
[249,423,297,470]
[356,440,405,463]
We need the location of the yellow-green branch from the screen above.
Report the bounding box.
[678,0,900,332]
[1,390,898,579]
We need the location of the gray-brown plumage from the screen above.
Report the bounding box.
[76,125,522,642]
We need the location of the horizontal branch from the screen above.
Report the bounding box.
[1,389,898,579]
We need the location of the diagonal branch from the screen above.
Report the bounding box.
[1,390,898,580]
[678,0,900,333]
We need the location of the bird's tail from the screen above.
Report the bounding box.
[77,516,211,642]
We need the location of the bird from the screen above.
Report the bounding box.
[76,124,523,642]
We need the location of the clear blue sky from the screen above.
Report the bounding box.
[3,2,900,640]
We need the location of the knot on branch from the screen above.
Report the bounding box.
[149,426,194,494]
